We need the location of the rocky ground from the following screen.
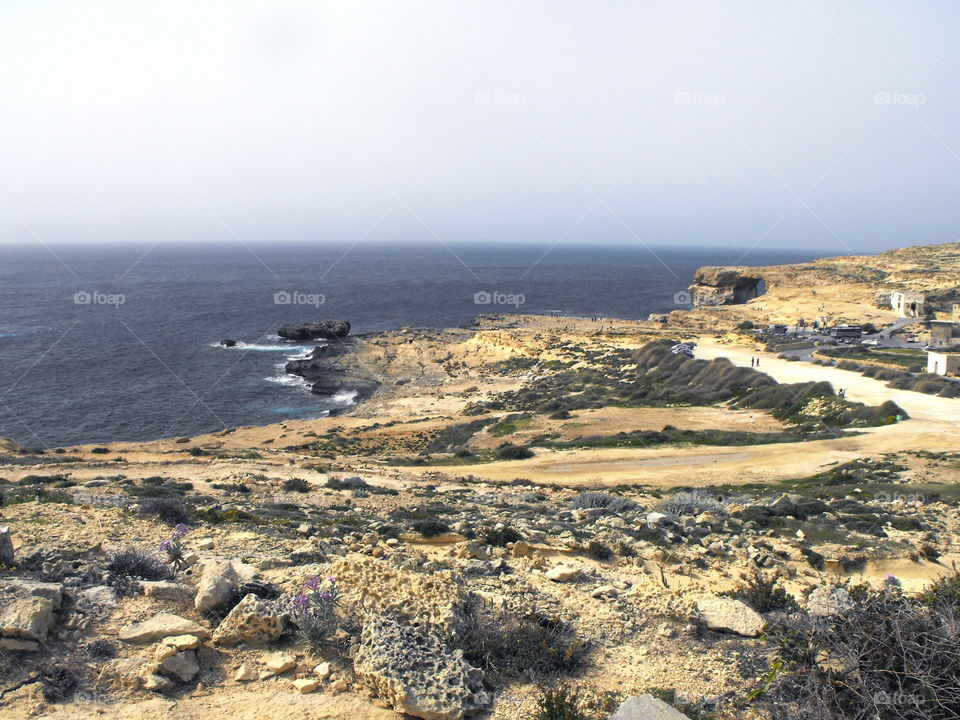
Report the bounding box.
[2,245,960,720]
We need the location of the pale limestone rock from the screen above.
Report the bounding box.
[0,596,55,641]
[263,651,297,673]
[545,564,580,582]
[695,597,764,637]
[354,615,489,720]
[609,694,692,720]
[119,612,209,643]
[194,560,236,613]
[159,650,200,683]
[292,678,320,693]
[162,634,202,651]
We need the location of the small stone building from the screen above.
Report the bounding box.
[928,321,957,349]
[927,351,960,376]
[891,291,925,318]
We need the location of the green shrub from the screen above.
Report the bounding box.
[496,444,535,460]
[722,571,799,613]
[412,519,450,537]
[283,477,311,492]
[531,686,587,720]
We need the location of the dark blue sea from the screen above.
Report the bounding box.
[0,242,826,448]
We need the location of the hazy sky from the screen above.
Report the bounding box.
[2,1,959,252]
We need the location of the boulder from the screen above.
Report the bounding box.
[609,694,692,719]
[119,612,209,643]
[277,320,351,341]
[329,555,465,637]
[212,594,284,646]
[0,596,55,641]
[159,650,200,683]
[3,579,63,608]
[695,597,764,637]
[0,526,13,566]
[354,615,489,720]
[194,560,237,613]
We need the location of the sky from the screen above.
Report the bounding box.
[1,1,959,253]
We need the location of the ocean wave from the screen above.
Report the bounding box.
[331,390,359,404]
[211,341,314,353]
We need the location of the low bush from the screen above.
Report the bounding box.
[569,491,638,513]
[496,444,535,460]
[283,477,311,492]
[765,574,960,719]
[723,571,799,613]
[412,519,450,537]
[655,491,727,518]
[531,686,588,720]
[484,525,523,547]
[460,598,588,681]
[107,548,171,582]
[138,497,190,526]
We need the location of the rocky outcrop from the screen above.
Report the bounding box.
[278,320,351,341]
[329,555,466,637]
[354,615,489,720]
[688,267,764,307]
[284,341,380,401]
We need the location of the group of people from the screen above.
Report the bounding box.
[750,356,761,367]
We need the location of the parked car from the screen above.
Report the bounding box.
[861,338,881,346]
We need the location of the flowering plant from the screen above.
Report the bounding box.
[291,576,339,653]
[159,524,189,572]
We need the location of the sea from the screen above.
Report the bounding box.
[0,242,827,448]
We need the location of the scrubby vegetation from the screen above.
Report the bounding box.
[765,574,960,719]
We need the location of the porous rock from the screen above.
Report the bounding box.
[354,615,489,720]
[212,594,284,646]
[330,555,465,636]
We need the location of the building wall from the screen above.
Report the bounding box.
[927,353,960,376]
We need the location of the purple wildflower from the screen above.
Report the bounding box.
[159,539,172,552]
[174,524,190,538]
[306,577,321,591]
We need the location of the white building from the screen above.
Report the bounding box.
[927,351,960,376]
[890,291,925,318]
